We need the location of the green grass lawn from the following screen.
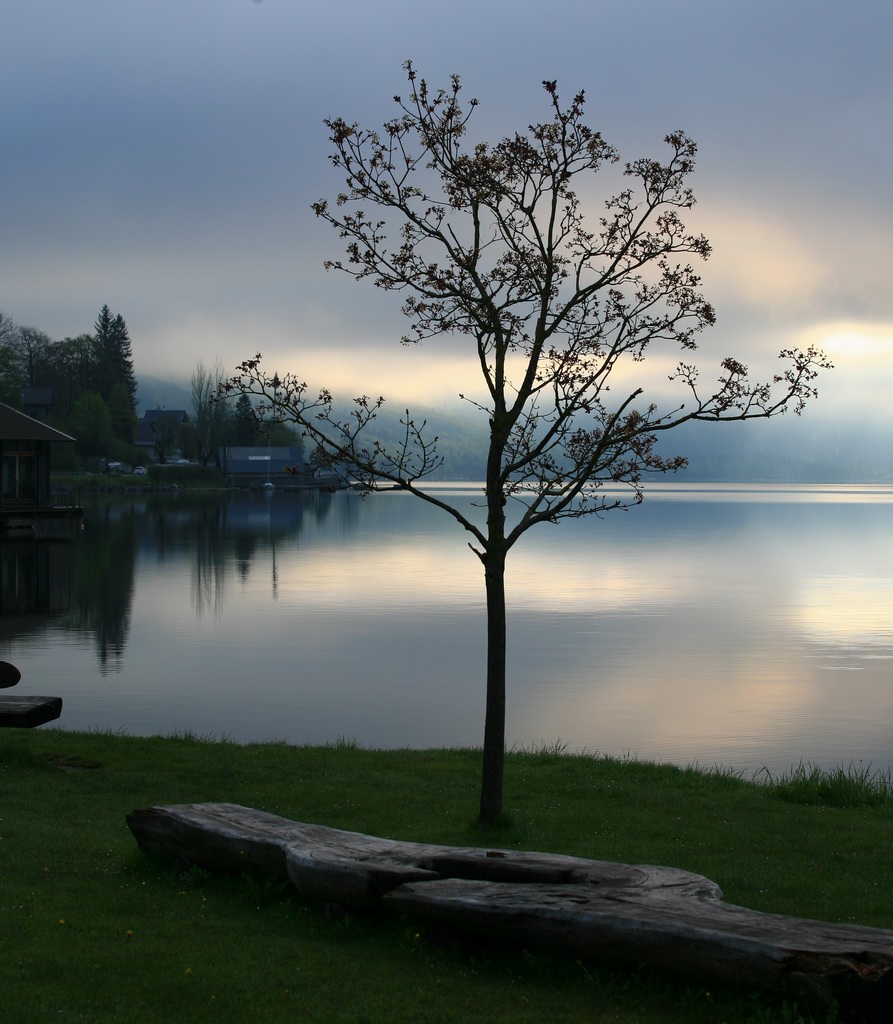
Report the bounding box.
[2,729,891,1023]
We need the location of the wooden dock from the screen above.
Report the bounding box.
[0,695,63,728]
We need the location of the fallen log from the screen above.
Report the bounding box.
[126,802,652,908]
[126,802,893,1021]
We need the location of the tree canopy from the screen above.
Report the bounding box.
[93,305,138,412]
[0,306,141,453]
[227,65,830,823]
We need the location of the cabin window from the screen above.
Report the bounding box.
[2,449,38,507]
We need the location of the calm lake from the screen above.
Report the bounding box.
[2,482,892,778]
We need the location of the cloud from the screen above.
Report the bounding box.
[2,0,891,427]
[702,208,828,310]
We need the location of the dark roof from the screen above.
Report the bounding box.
[21,387,54,407]
[136,409,190,447]
[221,445,304,475]
[0,402,74,443]
[142,409,188,425]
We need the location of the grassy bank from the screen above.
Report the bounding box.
[2,730,891,1023]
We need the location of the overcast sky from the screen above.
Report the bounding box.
[2,0,891,424]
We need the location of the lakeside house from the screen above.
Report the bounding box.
[218,445,305,488]
[0,402,83,539]
[20,387,55,424]
[136,408,189,460]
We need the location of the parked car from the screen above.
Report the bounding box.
[133,466,147,476]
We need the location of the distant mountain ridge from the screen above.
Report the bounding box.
[136,376,192,414]
[135,375,890,483]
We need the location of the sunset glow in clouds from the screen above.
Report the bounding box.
[2,0,891,428]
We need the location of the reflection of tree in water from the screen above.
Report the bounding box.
[188,497,232,617]
[70,501,139,675]
[2,491,356,673]
[232,534,259,586]
[194,493,303,613]
[188,505,271,614]
[29,491,352,669]
[311,489,336,524]
[189,490,350,615]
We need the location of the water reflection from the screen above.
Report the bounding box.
[1,485,892,777]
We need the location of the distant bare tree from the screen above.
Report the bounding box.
[0,311,22,406]
[191,358,229,466]
[225,65,831,827]
[45,334,96,420]
[152,413,181,464]
[15,325,54,387]
[0,310,19,349]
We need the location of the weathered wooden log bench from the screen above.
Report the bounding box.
[0,661,63,728]
[127,802,893,1022]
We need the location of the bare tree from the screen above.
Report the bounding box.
[224,65,831,828]
[45,334,96,420]
[0,311,23,406]
[191,358,229,466]
[0,311,18,346]
[152,412,181,465]
[15,326,53,387]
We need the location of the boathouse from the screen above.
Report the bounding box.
[218,445,305,488]
[0,402,82,539]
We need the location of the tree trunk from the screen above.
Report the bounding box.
[479,546,507,828]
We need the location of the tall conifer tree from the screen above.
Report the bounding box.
[92,305,138,438]
[110,313,138,408]
[92,304,117,402]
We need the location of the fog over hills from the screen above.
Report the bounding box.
[651,415,890,484]
[138,375,889,484]
[136,376,193,414]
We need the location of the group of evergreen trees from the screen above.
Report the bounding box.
[0,305,139,461]
[0,306,298,469]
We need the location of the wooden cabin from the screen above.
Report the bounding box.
[0,402,82,539]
